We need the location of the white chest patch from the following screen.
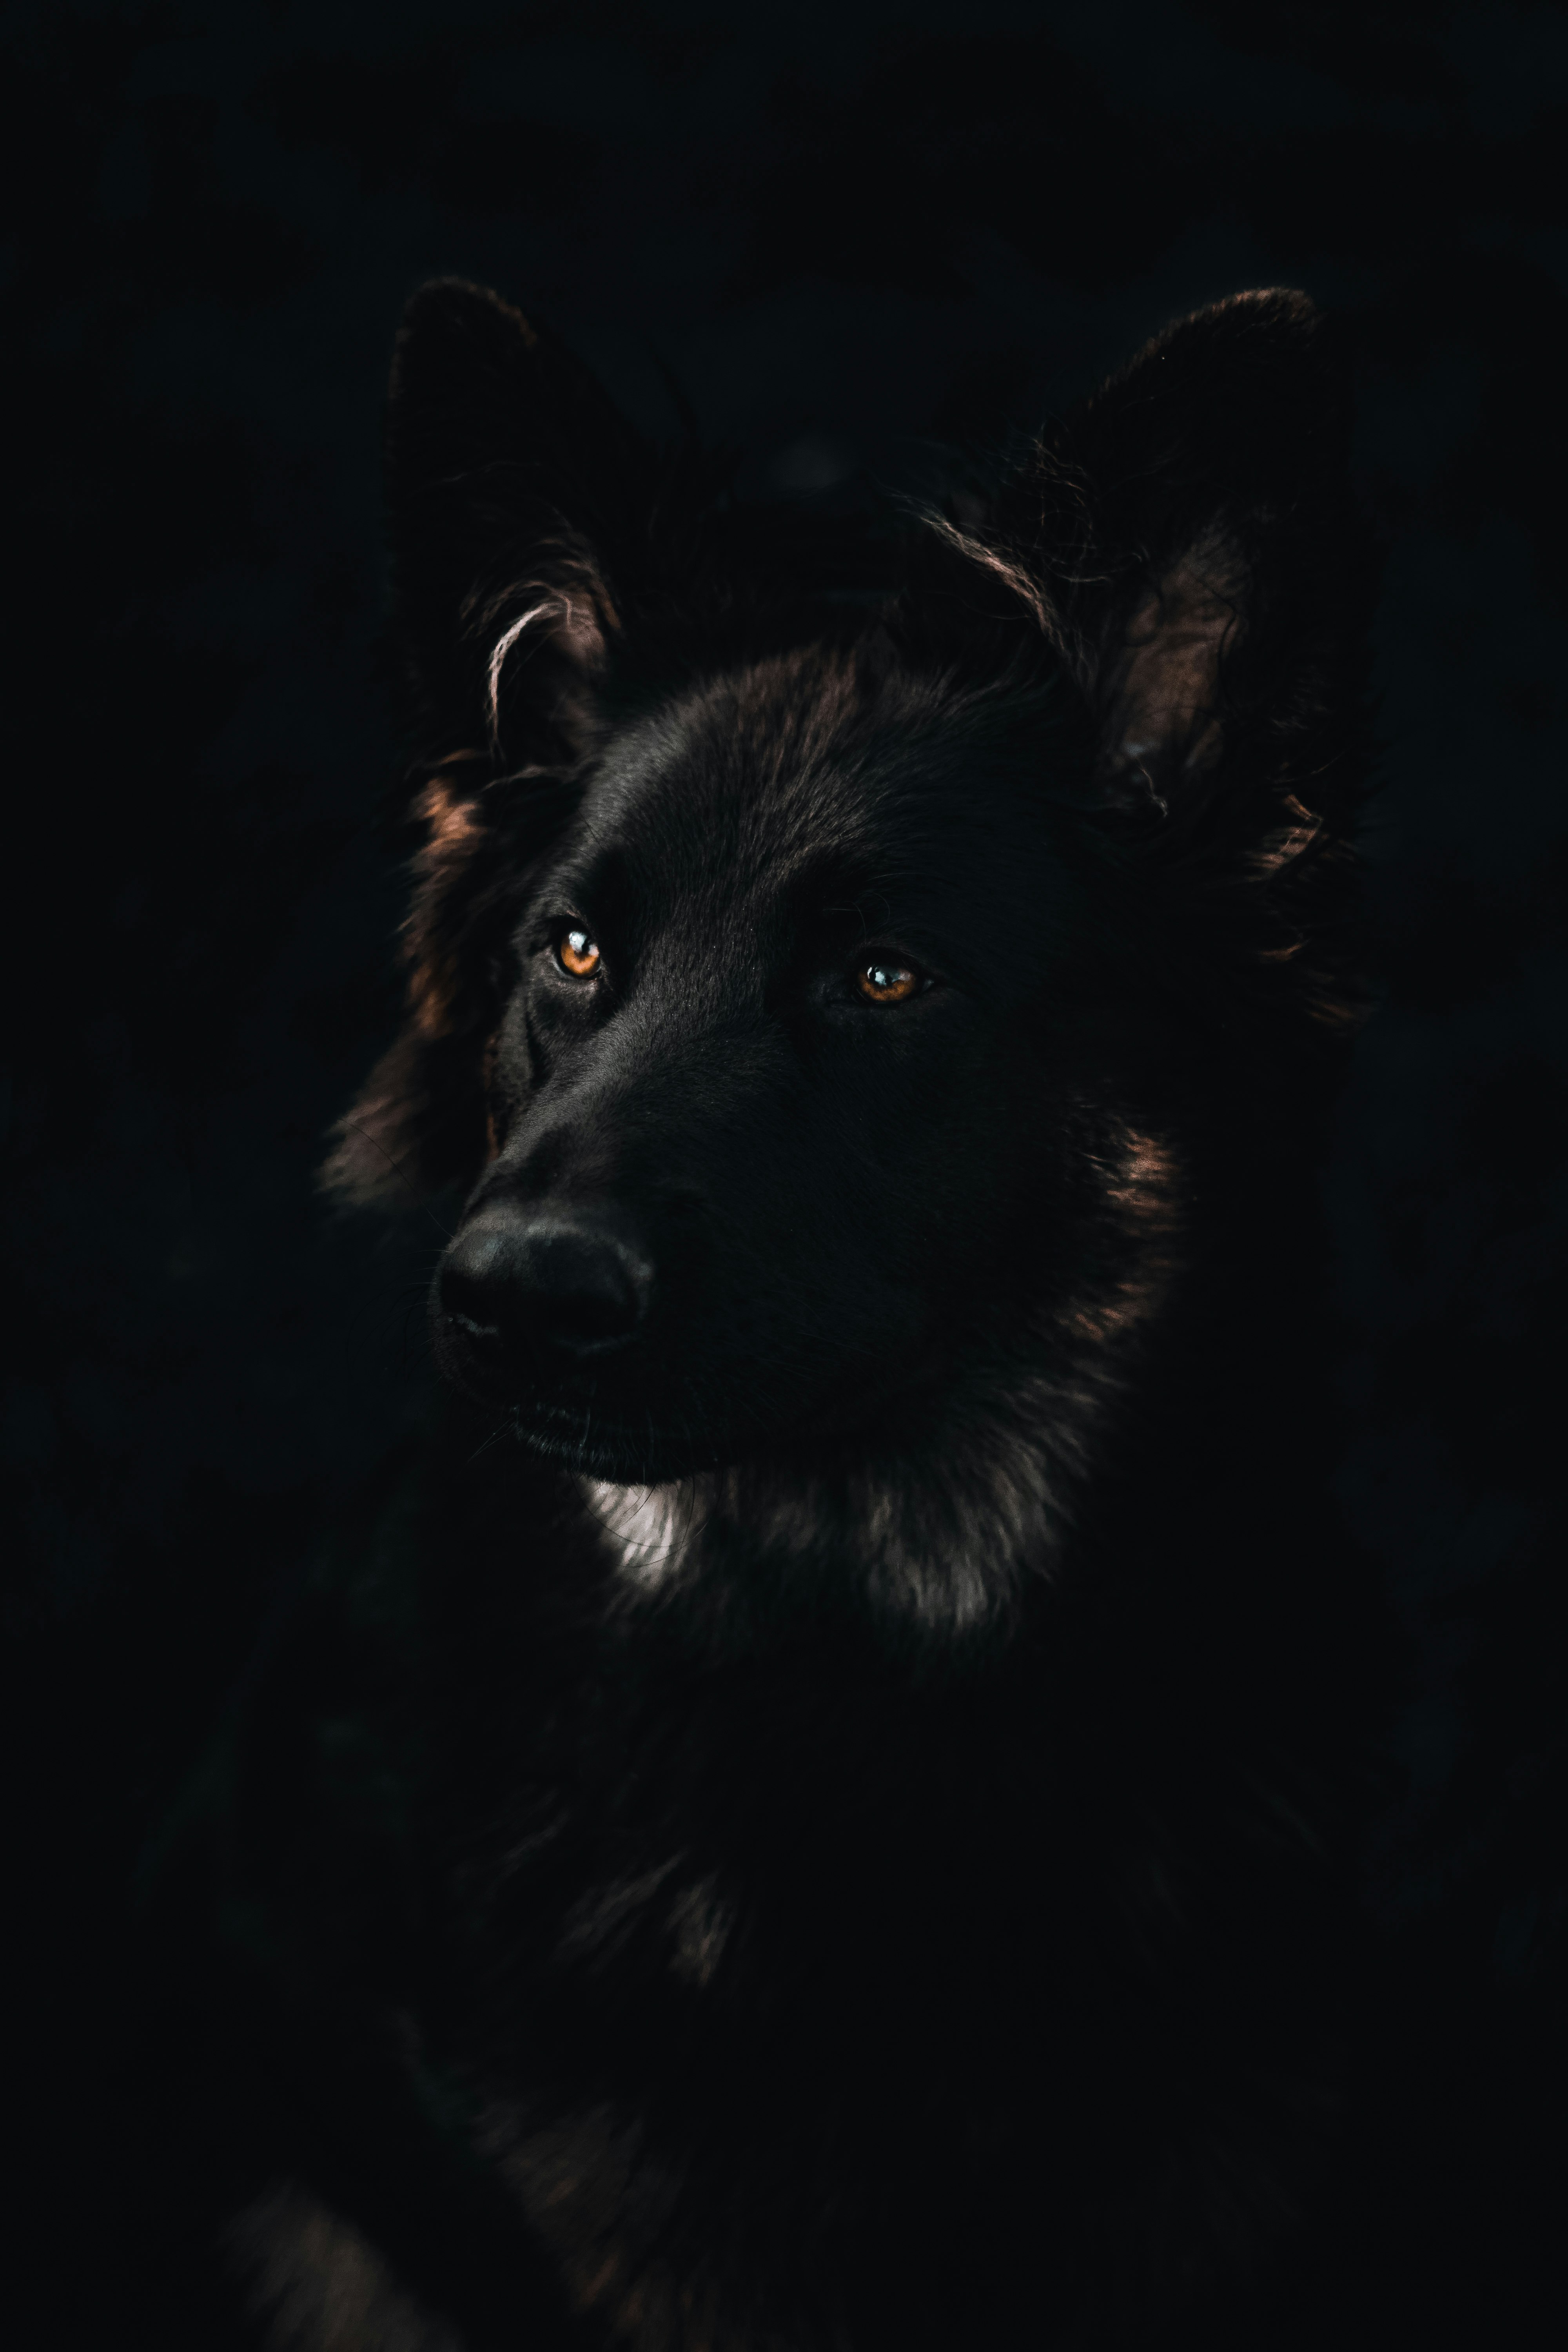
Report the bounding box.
[581,1481,693,1587]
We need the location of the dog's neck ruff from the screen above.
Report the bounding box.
[580,1465,1050,1638]
[579,1368,1108,1640]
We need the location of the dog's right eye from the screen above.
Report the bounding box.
[853,958,923,1005]
[555,927,601,980]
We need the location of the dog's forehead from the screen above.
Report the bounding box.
[578,653,1057,920]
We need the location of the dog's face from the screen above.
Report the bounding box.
[437,654,1107,1479]
[330,279,1367,1515]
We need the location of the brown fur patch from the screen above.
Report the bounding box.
[1058,1119,1183,1349]
[407,777,490,1041]
[320,765,495,1206]
[494,2110,768,2352]
[227,2185,465,2352]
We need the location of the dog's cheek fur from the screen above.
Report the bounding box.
[321,771,493,1207]
[322,769,572,1208]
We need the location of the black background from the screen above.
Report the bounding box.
[4,0,1566,2335]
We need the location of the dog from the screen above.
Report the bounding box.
[178,279,1379,2351]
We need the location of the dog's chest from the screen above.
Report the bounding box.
[450,1650,1132,2314]
[471,1635,1069,2056]
[408,1555,1334,2350]
[469,1765,1065,2348]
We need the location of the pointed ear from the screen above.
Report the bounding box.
[1051,288,1357,810]
[926,290,1365,822]
[387,278,653,765]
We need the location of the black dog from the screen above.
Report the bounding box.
[184,280,1378,2351]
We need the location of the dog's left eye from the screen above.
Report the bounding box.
[854,959,922,1005]
[555,927,602,980]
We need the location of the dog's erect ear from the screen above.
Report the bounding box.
[926,290,1363,822]
[387,278,653,764]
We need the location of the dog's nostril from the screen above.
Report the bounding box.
[523,1230,643,1354]
[439,1232,511,1338]
[439,1216,652,1363]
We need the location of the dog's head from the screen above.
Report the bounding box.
[328,281,1369,1526]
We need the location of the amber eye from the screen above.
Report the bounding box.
[556,927,601,980]
[854,958,922,1005]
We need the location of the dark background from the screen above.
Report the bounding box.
[4,0,1566,2335]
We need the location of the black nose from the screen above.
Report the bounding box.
[439,1212,652,1364]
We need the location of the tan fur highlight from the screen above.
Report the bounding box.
[227,2186,463,2352]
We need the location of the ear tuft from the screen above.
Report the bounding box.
[466,553,614,761]
[1103,532,1247,806]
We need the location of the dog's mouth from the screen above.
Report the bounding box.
[432,1310,711,1477]
[509,1394,728,1482]
[437,1323,954,1485]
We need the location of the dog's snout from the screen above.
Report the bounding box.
[440,1214,652,1363]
